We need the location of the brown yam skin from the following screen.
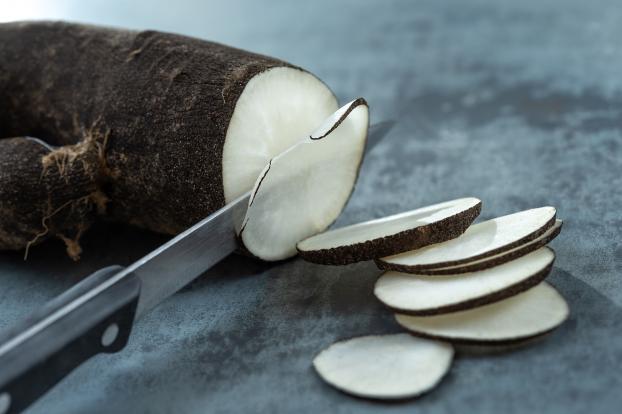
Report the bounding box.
[0,137,105,259]
[0,21,295,257]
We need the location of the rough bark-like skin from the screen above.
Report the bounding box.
[375,214,557,273]
[297,201,482,265]
[0,137,104,259]
[0,21,294,255]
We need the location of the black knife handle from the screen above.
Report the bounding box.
[0,266,141,414]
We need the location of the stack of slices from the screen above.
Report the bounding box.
[298,200,568,400]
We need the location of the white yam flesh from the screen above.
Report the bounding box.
[313,334,454,399]
[223,67,339,202]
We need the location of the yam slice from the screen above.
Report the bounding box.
[376,207,556,273]
[239,99,368,261]
[395,282,569,344]
[313,334,453,400]
[374,247,555,315]
[296,197,482,265]
[418,219,563,275]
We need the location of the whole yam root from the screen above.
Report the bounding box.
[0,21,337,258]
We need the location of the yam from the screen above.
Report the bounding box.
[0,21,338,258]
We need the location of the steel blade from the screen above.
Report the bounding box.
[129,191,249,318]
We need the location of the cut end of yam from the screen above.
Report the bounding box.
[395,282,569,344]
[377,206,556,273]
[313,334,454,400]
[297,197,482,265]
[238,99,369,261]
[374,247,555,315]
[223,67,339,203]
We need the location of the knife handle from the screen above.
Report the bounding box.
[0,266,141,414]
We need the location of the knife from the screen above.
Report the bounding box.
[0,121,394,414]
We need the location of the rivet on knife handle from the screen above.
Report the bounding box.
[0,266,140,414]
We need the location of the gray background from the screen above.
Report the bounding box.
[1,0,621,412]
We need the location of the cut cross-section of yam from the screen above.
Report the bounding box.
[395,282,569,344]
[238,99,369,261]
[296,197,482,265]
[313,334,454,400]
[418,220,563,275]
[223,68,339,203]
[377,206,556,273]
[374,247,555,315]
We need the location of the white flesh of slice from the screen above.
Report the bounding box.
[313,334,454,400]
[395,282,569,343]
[297,197,481,251]
[239,99,369,260]
[424,219,563,274]
[378,206,556,271]
[374,247,555,314]
[222,67,339,202]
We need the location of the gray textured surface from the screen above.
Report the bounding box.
[1,0,621,412]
